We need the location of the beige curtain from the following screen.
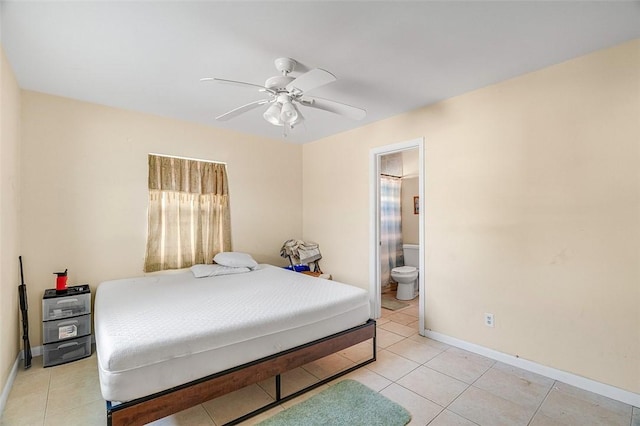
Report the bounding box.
[144,155,231,272]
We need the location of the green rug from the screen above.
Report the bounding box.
[381,295,409,311]
[257,380,411,426]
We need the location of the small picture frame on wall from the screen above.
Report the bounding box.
[413,196,419,215]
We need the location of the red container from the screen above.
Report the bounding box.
[54,269,68,292]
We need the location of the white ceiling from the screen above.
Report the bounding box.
[2,1,639,144]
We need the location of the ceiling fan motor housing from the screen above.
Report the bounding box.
[265,75,295,90]
[274,57,296,74]
[265,57,297,90]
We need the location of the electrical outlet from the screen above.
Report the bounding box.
[484,313,495,328]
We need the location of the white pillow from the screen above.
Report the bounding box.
[213,252,258,269]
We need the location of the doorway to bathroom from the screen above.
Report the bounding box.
[369,138,425,336]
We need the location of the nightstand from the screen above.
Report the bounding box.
[42,284,92,367]
[301,271,332,280]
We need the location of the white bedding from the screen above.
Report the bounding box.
[95,264,370,402]
[190,263,251,277]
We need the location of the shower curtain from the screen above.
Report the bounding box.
[380,176,404,287]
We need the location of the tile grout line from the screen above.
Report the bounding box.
[43,370,52,426]
[440,353,496,423]
[526,379,557,426]
[383,329,479,425]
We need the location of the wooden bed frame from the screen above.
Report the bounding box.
[106,319,376,425]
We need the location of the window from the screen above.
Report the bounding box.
[144,154,231,272]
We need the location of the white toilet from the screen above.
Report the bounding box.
[391,244,419,300]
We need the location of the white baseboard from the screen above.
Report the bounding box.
[0,353,20,417]
[0,344,46,415]
[28,345,43,357]
[424,330,640,408]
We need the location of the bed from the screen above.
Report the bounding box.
[95,263,375,425]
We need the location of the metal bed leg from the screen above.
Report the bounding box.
[275,374,282,401]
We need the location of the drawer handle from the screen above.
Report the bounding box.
[56,299,78,304]
[57,320,79,326]
[57,342,79,349]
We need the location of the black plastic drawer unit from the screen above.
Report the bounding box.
[42,285,92,367]
[43,335,92,367]
[43,315,92,344]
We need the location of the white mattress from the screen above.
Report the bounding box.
[95,264,370,402]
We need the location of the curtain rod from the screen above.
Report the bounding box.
[149,153,227,165]
[380,173,402,178]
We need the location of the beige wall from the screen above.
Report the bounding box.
[303,40,640,393]
[20,92,302,347]
[401,148,420,245]
[0,45,21,394]
[401,176,419,245]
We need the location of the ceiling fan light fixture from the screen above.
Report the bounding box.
[291,109,304,128]
[280,101,298,124]
[263,103,283,126]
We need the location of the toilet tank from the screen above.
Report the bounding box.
[403,244,420,268]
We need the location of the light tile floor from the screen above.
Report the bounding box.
[2,292,638,426]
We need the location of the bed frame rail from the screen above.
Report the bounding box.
[107,319,376,426]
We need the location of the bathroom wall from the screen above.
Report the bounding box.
[401,148,420,245]
[401,176,419,245]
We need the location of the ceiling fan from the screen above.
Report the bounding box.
[201,57,366,134]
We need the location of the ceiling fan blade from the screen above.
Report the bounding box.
[216,99,270,121]
[300,96,366,121]
[201,78,276,95]
[286,68,336,94]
